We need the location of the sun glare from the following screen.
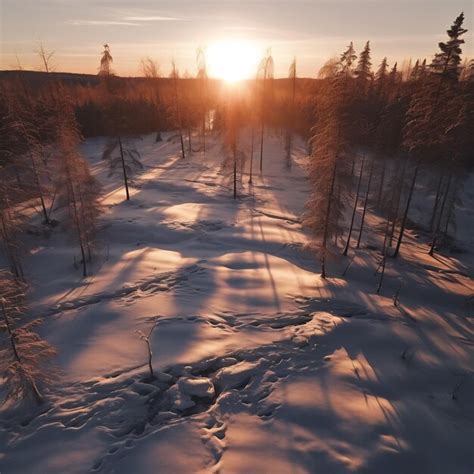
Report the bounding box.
[207,40,260,82]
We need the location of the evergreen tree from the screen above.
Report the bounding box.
[170,61,186,160]
[355,41,372,92]
[284,58,297,168]
[99,44,113,77]
[304,43,355,278]
[258,50,274,174]
[431,12,467,80]
[0,271,56,405]
[196,48,209,154]
[396,12,468,258]
[375,57,389,95]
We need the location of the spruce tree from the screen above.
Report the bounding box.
[355,41,372,93]
[396,12,468,258]
[304,43,355,278]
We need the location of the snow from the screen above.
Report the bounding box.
[1,131,473,473]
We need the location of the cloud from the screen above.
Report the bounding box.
[124,16,183,22]
[69,20,141,26]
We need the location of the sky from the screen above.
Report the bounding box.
[0,0,472,78]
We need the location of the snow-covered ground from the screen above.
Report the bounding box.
[1,131,473,473]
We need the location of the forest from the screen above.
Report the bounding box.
[0,9,473,474]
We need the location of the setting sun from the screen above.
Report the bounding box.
[207,40,260,82]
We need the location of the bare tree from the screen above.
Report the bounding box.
[36,43,55,73]
[135,318,158,380]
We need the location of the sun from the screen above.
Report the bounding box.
[207,40,260,82]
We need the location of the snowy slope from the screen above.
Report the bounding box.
[0,131,473,474]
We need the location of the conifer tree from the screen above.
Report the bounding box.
[141,57,163,142]
[356,158,374,248]
[0,271,56,405]
[196,48,209,154]
[258,50,274,173]
[55,93,101,276]
[170,61,186,160]
[375,57,389,94]
[99,44,113,77]
[304,43,355,278]
[355,41,372,93]
[342,154,365,255]
[284,58,297,168]
[4,89,52,224]
[222,90,246,199]
[431,12,467,81]
[0,181,24,279]
[396,12,468,258]
[102,127,142,202]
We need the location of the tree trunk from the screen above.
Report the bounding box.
[118,137,130,201]
[376,159,387,207]
[356,159,374,248]
[429,173,452,256]
[389,157,408,246]
[259,122,265,173]
[429,174,444,232]
[233,144,237,199]
[29,152,50,224]
[187,128,192,154]
[343,155,365,255]
[321,161,338,279]
[249,129,255,184]
[393,161,420,258]
[179,130,186,160]
[201,114,206,154]
[259,76,266,173]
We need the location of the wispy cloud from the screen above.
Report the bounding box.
[69,19,141,26]
[124,15,183,22]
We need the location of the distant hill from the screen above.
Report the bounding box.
[0,70,318,86]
